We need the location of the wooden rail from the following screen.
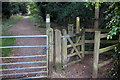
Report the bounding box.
[98,59,113,68]
[100,33,108,38]
[92,31,119,78]
[85,40,118,43]
[85,29,109,32]
[99,44,118,54]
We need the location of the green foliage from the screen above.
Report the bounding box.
[48,2,94,26]
[28,3,44,26]
[2,2,27,19]
[104,2,120,79]
[32,2,94,27]
[105,2,120,39]
[2,2,11,19]
[108,43,120,79]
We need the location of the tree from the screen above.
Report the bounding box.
[2,2,27,19]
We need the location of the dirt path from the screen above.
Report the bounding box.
[3,16,46,79]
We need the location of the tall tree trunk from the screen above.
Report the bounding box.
[94,2,99,29]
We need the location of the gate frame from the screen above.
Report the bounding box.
[0,35,49,79]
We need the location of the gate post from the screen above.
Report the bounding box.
[68,24,74,35]
[93,31,100,78]
[46,14,50,32]
[76,17,80,33]
[81,29,85,58]
[47,28,54,75]
[62,29,68,67]
[55,29,62,70]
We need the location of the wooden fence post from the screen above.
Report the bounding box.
[76,17,80,33]
[93,31,101,78]
[81,29,85,58]
[55,29,62,70]
[62,29,68,66]
[46,14,50,32]
[46,28,54,75]
[68,24,74,35]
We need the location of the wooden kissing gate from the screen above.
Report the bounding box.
[46,14,120,78]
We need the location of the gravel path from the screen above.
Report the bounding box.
[3,16,47,79]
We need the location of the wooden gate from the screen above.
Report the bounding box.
[46,14,120,78]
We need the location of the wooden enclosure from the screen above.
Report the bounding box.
[46,14,120,78]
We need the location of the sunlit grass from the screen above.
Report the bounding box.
[0,38,15,57]
[0,15,21,57]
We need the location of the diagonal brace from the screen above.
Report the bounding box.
[68,37,82,59]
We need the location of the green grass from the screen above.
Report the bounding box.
[0,15,22,57]
[0,38,16,57]
[2,15,24,31]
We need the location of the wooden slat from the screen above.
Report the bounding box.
[85,29,109,32]
[99,44,118,54]
[83,51,94,54]
[100,33,108,38]
[98,59,113,68]
[85,40,118,43]
[63,59,81,68]
[85,40,94,43]
[101,40,118,43]
[67,43,82,48]
[68,51,94,58]
[68,37,82,58]
[70,36,81,54]
[67,53,77,58]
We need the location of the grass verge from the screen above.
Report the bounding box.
[0,38,15,57]
[2,15,23,32]
[1,15,23,57]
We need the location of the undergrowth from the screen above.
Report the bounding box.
[108,43,120,79]
[2,15,23,32]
